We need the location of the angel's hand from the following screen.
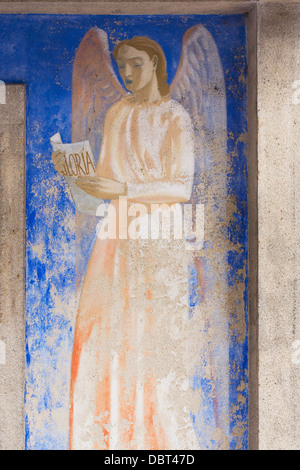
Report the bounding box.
[51,150,66,175]
[75,176,127,199]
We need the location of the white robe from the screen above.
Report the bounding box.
[69,96,199,450]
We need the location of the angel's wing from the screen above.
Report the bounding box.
[171,25,230,447]
[170,24,227,209]
[72,28,125,289]
[72,27,125,162]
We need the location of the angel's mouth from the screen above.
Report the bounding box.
[125,79,133,85]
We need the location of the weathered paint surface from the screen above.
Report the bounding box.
[0,14,248,450]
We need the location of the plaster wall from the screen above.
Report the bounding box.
[257,1,300,450]
[0,85,25,450]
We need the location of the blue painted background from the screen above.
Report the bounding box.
[0,14,248,450]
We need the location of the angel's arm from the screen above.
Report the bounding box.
[75,176,126,199]
[126,109,195,204]
[75,108,195,203]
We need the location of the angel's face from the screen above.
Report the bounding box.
[116,45,157,94]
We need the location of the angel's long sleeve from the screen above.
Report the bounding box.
[96,96,195,203]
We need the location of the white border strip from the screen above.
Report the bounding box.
[0,81,6,105]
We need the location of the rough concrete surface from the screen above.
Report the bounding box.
[0,1,256,15]
[0,85,25,450]
[257,2,300,450]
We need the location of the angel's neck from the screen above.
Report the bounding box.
[132,75,161,104]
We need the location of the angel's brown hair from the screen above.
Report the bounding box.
[113,36,170,97]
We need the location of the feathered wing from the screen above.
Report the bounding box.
[72,27,125,160]
[171,25,230,449]
[170,24,227,212]
[72,28,125,290]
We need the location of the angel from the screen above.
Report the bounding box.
[52,25,228,450]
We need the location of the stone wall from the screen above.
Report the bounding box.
[257,1,300,450]
[0,85,25,450]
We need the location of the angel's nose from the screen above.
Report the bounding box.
[124,64,132,77]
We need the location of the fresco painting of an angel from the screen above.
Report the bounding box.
[52,25,228,450]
